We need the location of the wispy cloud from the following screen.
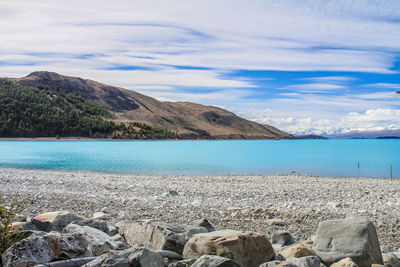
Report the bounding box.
[1,0,400,133]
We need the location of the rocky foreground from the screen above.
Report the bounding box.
[0,168,400,266]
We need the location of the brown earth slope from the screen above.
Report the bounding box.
[9,71,294,139]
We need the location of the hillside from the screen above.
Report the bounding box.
[1,71,294,139]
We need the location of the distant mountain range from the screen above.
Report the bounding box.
[0,71,294,139]
[325,129,400,139]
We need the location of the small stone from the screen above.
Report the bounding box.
[272,232,297,246]
[117,211,132,220]
[169,190,179,196]
[92,211,108,220]
[267,219,287,226]
[192,218,215,232]
[382,253,400,267]
[101,207,111,213]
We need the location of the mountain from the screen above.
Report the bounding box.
[1,71,294,139]
[326,129,400,139]
[295,134,328,139]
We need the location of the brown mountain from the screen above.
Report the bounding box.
[9,71,294,139]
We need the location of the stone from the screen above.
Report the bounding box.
[279,244,316,259]
[191,255,240,267]
[92,211,109,220]
[182,230,275,267]
[10,222,27,231]
[169,259,197,267]
[260,256,324,267]
[330,257,359,267]
[169,190,179,196]
[119,221,208,254]
[272,232,297,246]
[312,217,383,267]
[33,210,85,232]
[1,230,119,267]
[101,207,111,213]
[86,245,164,267]
[382,253,400,267]
[267,219,287,226]
[108,225,119,236]
[192,218,215,232]
[72,218,110,234]
[63,223,127,254]
[118,211,132,221]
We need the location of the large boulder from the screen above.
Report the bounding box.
[2,225,126,267]
[30,210,85,232]
[260,256,324,267]
[86,246,164,267]
[119,221,208,254]
[191,255,240,267]
[182,230,275,267]
[63,224,127,253]
[312,217,383,267]
[71,218,110,235]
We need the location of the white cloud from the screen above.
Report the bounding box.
[282,83,346,92]
[236,108,400,135]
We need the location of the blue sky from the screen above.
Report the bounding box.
[1,0,400,134]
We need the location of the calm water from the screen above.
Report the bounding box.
[0,140,398,178]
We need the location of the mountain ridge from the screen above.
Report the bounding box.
[3,71,294,139]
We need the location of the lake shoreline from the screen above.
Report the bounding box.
[1,167,399,251]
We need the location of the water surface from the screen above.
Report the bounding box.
[0,140,398,178]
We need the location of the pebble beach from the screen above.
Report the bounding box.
[1,168,399,251]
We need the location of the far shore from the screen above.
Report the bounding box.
[1,167,399,251]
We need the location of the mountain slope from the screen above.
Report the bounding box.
[4,71,294,139]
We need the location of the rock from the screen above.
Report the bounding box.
[108,225,118,236]
[72,218,110,234]
[192,218,215,232]
[2,231,102,267]
[119,221,208,254]
[260,256,324,267]
[10,222,27,231]
[63,224,127,254]
[330,257,359,267]
[92,211,108,220]
[191,255,240,267]
[33,210,85,232]
[312,217,383,267]
[272,232,297,246]
[169,259,197,267]
[86,245,164,267]
[169,190,179,196]
[279,244,316,259]
[101,207,111,213]
[267,219,287,226]
[118,211,132,221]
[382,253,400,267]
[110,234,125,243]
[182,230,275,267]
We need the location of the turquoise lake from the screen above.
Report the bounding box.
[0,140,398,178]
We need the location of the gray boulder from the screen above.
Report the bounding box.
[382,253,400,267]
[71,218,110,234]
[312,217,383,267]
[191,255,241,267]
[2,224,127,267]
[260,256,324,267]
[86,246,164,267]
[63,224,127,253]
[119,221,208,254]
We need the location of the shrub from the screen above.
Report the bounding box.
[0,194,30,258]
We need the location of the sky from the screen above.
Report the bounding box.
[1,0,400,135]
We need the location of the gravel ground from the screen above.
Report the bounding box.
[1,168,399,251]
